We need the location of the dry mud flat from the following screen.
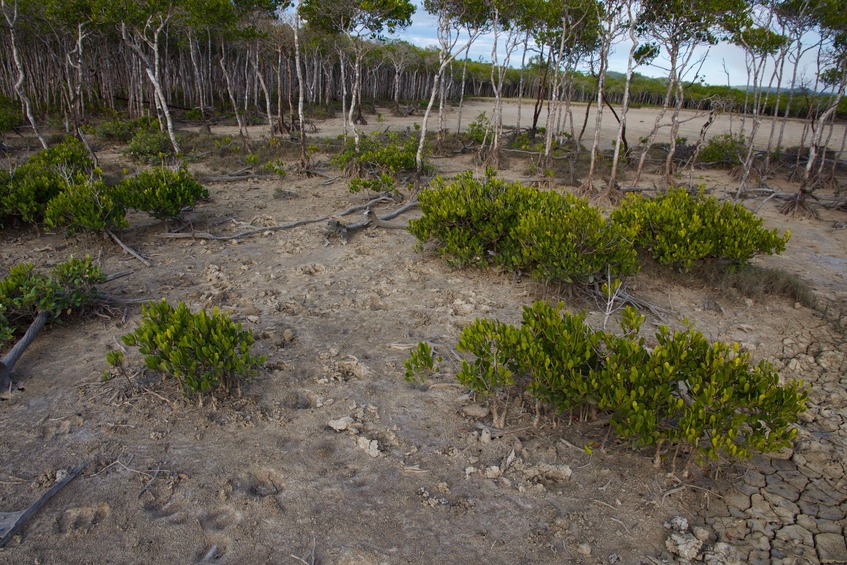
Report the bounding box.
[0,122,846,564]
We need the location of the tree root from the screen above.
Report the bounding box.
[0,311,50,399]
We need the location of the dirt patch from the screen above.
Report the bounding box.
[0,114,846,564]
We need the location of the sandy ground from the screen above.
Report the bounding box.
[275,98,847,153]
[0,108,846,564]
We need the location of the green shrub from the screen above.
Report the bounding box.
[332,129,428,178]
[0,256,104,341]
[118,166,208,221]
[116,299,265,397]
[409,171,542,269]
[125,128,177,162]
[348,172,397,195]
[409,172,638,283]
[465,112,491,144]
[611,187,789,270]
[44,180,128,234]
[95,116,156,142]
[455,301,807,466]
[0,96,22,132]
[699,133,747,168]
[403,341,441,385]
[1,137,94,223]
[514,191,639,284]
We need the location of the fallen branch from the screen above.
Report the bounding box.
[106,229,151,267]
[0,311,50,399]
[0,461,87,547]
[160,196,394,242]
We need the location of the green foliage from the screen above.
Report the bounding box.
[611,187,789,270]
[514,192,639,284]
[125,128,177,162]
[0,256,104,343]
[1,137,94,223]
[348,172,397,195]
[699,133,747,168]
[44,180,128,234]
[455,301,807,465]
[118,166,208,221]
[95,116,156,142]
[119,299,265,397]
[403,341,441,385]
[333,130,427,178]
[263,159,287,178]
[465,112,490,144]
[0,96,22,132]
[409,172,639,283]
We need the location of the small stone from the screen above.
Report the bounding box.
[246,315,260,323]
[794,515,818,534]
[693,526,711,542]
[665,516,689,532]
[356,436,380,458]
[461,404,490,419]
[479,428,492,444]
[816,533,847,562]
[748,493,777,520]
[665,532,702,560]
[576,543,591,556]
[703,541,743,565]
[483,466,502,479]
[327,416,354,432]
[766,475,801,502]
[464,466,478,477]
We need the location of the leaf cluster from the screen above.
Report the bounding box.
[0,256,105,346]
[95,116,157,143]
[403,341,442,385]
[409,171,639,283]
[117,166,209,221]
[0,137,94,224]
[456,301,806,465]
[116,299,265,397]
[698,133,747,168]
[611,187,789,270]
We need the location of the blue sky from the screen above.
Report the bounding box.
[394,3,817,88]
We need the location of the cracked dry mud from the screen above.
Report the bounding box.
[1,104,846,564]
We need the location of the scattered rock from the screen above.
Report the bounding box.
[356,436,380,458]
[665,516,689,532]
[327,416,354,432]
[576,543,592,556]
[702,541,743,565]
[462,404,490,419]
[666,532,702,560]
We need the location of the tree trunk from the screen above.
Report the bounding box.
[0,311,50,398]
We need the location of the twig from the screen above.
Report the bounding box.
[592,498,617,510]
[137,464,162,499]
[610,516,631,535]
[660,485,687,504]
[105,270,133,282]
[106,229,151,267]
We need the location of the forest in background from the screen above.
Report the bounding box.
[1,0,846,202]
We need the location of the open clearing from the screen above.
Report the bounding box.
[1,100,846,564]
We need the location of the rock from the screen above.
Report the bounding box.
[483,466,502,479]
[765,475,801,502]
[665,532,702,560]
[703,541,743,565]
[328,416,354,432]
[794,514,818,534]
[576,543,591,556]
[524,462,572,482]
[246,315,259,323]
[462,404,490,419]
[693,526,712,542]
[464,466,478,478]
[665,516,689,532]
[356,436,380,458]
[743,470,767,488]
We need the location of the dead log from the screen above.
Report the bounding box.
[0,311,49,398]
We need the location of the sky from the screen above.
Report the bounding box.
[394,2,820,88]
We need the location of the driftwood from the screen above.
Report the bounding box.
[106,229,151,267]
[0,311,50,399]
[325,199,420,243]
[159,196,399,242]
[0,461,87,546]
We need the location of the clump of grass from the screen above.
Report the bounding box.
[691,264,815,307]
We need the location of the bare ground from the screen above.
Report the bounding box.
[0,104,846,564]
